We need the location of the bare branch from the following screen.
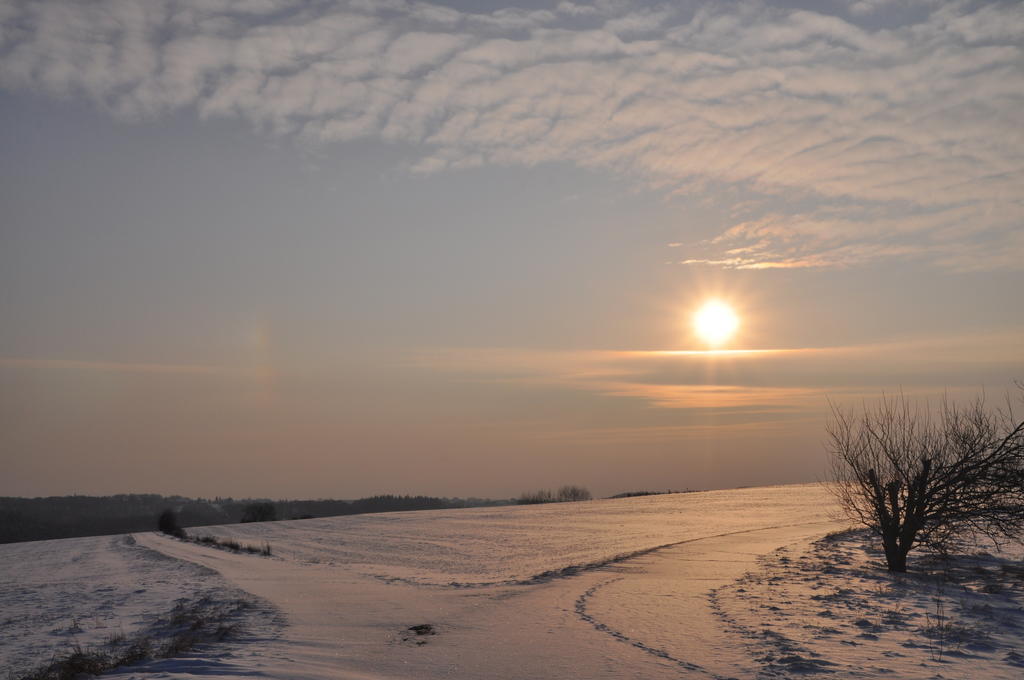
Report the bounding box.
[827,388,1024,572]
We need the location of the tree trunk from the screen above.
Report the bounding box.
[882,535,908,572]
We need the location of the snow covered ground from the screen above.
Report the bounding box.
[3,483,1023,679]
[0,533,276,677]
[712,529,1024,679]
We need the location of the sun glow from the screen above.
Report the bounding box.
[693,300,739,347]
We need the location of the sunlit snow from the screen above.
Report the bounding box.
[4,484,1023,679]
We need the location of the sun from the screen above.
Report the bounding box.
[693,300,739,347]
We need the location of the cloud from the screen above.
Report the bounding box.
[0,0,1020,269]
[678,202,1022,271]
[412,330,1024,419]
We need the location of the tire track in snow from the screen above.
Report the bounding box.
[571,523,838,679]
[574,576,714,675]
[523,521,836,586]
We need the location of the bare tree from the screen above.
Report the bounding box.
[517,489,554,505]
[517,486,592,504]
[828,390,1024,572]
[557,485,592,502]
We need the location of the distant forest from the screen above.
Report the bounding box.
[0,494,510,544]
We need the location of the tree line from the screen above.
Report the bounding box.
[517,485,592,504]
[0,494,509,544]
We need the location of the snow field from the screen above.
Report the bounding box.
[179,484,838,586]
[0,534,275,677]
[711,529,1024,679]
[5,483,1023,679]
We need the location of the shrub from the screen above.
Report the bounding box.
[157,509,186,539]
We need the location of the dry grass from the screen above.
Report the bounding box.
[192,534,272,556]
[11,598,251,680]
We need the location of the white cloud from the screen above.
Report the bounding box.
[0,0,1021,269]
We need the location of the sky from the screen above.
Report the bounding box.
[1,0,1021,500]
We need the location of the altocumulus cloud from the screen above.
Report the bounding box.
[1,0,1021,270]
